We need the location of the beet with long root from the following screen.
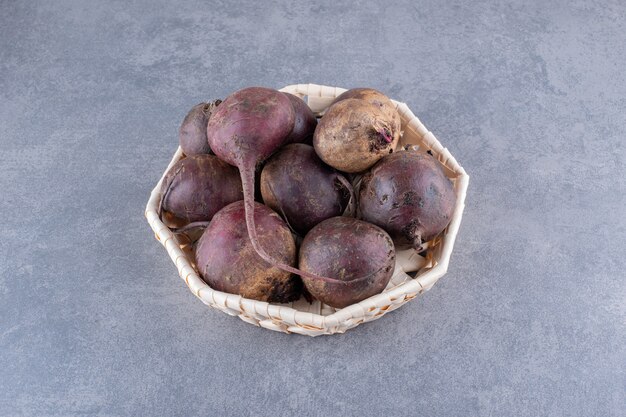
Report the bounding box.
[206,87,295,263]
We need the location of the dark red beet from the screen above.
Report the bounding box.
[178,100,221,155]
[299,217,396,308]
[207,87,294,170]
[195,201,301,303]
[158,154,243,228]
[284,93,317,144]
[260,144,353,235]
[358,150,457,250]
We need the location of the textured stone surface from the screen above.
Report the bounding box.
[1,1,625,416]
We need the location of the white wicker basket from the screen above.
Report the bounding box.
[145,83,469,336]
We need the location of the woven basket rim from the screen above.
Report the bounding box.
[145,83,469,335]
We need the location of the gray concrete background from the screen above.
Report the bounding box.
[1,0,625,416]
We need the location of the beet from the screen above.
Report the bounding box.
[206,87,294,264]
[178,100,221,156]
[298,217,396,308]
[358,150,457,250]
[207,87,295,170]
[158,154,243,228]
[260,143,353,235]
[331,88,401,137]
[195,201,301,303]
[284,93,317,144]
[313,98,400,173]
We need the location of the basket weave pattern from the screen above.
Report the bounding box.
[145,84,469,336]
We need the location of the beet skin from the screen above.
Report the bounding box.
[158,154,242,227]
[331,87,401,139]
[178,100,221,156]
[195,201,301,303]
[207,87,294,171]
[284,93,317,144]
[313,98,400,173]
[298,217,395,308]
[260,144,352,235]
[358,150,457,250]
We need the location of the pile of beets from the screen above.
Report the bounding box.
[158,87,456,308]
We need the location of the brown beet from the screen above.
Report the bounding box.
[313,99,400,173]
[195,201,301,303]
[332,88,401,138]
[284,93,317,144]
[299,217,395,308]
[260,144,353,235]
[358,150,457,250]
[178,100,221,156]
[158,154,243,228]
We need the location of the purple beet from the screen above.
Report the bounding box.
[158,154,243,228]
[284,93,317,144]
[358,149,457,250]
[178,100,221,156]
[260,144,353,235]
[195,201,301,303]
[299,217,396,308]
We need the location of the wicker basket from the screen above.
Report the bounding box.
[145,83,469,336]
